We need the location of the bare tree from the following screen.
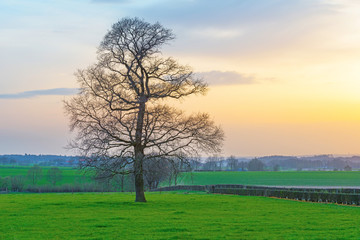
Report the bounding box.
[47,167,62,186]
[27,165,43,185]
[203,155,221,171]
[93,161,134,192]
[65,18,224,202]
[111,174,128,192]
[218,156,224,171]
[248,158,265,171]
[189,157,201,171]
[167,157,186,186]
[227,156,239,171]
[143,157,170,190]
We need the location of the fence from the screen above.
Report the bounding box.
[152,184,360,205]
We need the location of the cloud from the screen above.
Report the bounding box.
[189,27,243,39]
[196,71,256,86]
[0,88,79,99]
[133,0,342,58]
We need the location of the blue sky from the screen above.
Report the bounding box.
[1,0,360,156]
[0,0,341,94]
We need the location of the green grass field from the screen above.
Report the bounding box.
[3,166,360,187]
[0,192,360,239]
[0,166,91,185]
[177,171,360,186]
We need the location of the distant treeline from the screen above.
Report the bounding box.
[1,154,360,176]
[190,155,360,171]
[0,154,80,167]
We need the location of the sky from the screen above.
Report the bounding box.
[1,0,360,156]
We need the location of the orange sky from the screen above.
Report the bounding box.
[1,0,360,156]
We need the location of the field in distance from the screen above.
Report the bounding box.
[176,171,360,187]
[2,166,360,187]
[0,166,91,185]
[1,192,360,239]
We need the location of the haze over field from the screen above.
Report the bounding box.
[1,0,360,156]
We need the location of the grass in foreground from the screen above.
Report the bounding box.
[177,171,360,186]
[1,192,360,239]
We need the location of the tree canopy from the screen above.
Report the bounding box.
[65,18,224,202]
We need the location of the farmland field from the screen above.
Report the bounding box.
[3,166,360,187]
[0,192,360,239]
[176,171,360,186]
[0,166,91,185]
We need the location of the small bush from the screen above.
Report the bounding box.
[10,176,26,192]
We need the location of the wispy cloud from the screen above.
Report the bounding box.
[196,71,256,86]
[0,88,79,99]
[190,28,243,39]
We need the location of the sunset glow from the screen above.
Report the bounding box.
[1,0,360,156]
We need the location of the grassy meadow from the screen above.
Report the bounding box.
[1,192,360,239]
[3,165,360,188]
[2,169,360,239]
[0,166,91,185]
[177,171,360,187]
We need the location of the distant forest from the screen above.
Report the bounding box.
[1,154,360,171]
[0,155,80,167]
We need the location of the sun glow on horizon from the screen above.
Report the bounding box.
[1,0,360,156]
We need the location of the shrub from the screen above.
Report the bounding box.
[10,176,26,192]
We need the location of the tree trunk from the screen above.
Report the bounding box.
[134,158,146,202]
[121,175,124,192]
[134,100,147,202]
